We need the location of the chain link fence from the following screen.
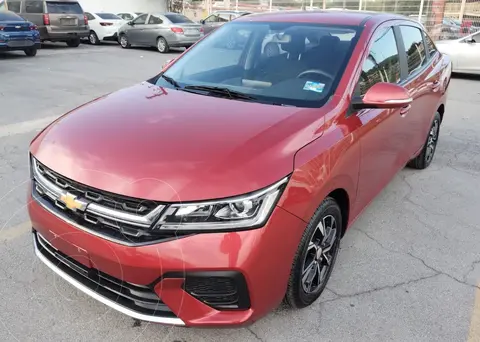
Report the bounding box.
[180,0,480,40]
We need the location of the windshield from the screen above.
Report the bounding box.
[165,13,193,23]
[156,22,360,107]
[46,1,83,14]
[96,13,121,20]
[0,11,24,21]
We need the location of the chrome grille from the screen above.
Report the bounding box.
[31,158,177,245]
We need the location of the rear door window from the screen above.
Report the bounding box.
[25,1,44,13]
[148,14,163,25]
[46,1,83,14]
[399,25,427,76]
[165,13,193,23]
[6,0,21,13]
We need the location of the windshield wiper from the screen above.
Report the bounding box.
[161,74,180,88]
[183,85,257,101]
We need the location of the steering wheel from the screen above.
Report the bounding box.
[297,69,334,81]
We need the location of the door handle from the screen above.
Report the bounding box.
[400,104,411,116]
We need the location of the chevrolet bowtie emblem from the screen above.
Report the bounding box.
[59,192,86,211]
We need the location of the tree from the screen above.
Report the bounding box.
[166,0,183,13]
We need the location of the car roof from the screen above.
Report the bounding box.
[235,9,408,26]
[214,10,251,15]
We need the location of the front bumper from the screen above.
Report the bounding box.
[0,41,41,51]
[39,26,89,41]
[168,34,203,47]
[28,189,305,327]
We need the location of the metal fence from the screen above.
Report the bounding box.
[181,0,480,40]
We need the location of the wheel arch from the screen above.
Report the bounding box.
[437,104,445,123]
[327,188,350,238]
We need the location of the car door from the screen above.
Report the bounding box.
[202,14,218,34]
[353,26,411,209]
[142,13,165,46]
[456,31,480,73]
[126,13,148,44]
[397,25,442,160]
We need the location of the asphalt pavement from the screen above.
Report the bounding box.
[0,43,479,342]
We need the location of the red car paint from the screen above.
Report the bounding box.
[28,10,451,327]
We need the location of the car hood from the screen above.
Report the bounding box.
[31,83,326,202]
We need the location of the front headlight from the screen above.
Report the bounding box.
[153,177,289,231]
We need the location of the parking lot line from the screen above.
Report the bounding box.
[0,221,31,242]
[469,286,480,342]
[0,116,58,139]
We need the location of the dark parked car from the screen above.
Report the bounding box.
[0,10,40,56]
[29,11,451,327]
[200,10,251,34]
[1,0,89,47]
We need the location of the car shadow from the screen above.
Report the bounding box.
[0,51,30,60]
[452,72,480,81]
[129,45,186,54]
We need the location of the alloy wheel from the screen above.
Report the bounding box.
[120,35,128,48]
[425,118,440,164]
[157,39,166,52]
[301,215,338,294]
[89,33,97,45]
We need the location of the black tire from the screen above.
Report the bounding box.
[24,47,37,57]
[89,31,100,45]
[119,34,131,49]
[407,112,442,170]
[156,37,169,53]
[66,38,80,47]
[284,197,342,309]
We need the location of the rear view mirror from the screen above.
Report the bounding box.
[352,82,412,110]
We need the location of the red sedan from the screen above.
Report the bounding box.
[28,10,451,327]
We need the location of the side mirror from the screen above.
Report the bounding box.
[128,21,134,26]
[200,19,205,24]
[352,82,412,110]
[465,38,476,43]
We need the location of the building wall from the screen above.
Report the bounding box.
[79,0,167,13]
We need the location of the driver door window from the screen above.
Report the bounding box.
[133,14,147,25]
[357,27,401,97]
[205,15,218,23]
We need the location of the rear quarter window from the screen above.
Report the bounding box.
[424,32,438,58]
[0,10,24,20]
[46,1,83,14]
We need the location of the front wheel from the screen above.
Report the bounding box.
[284,197,341,308]
[66,38,80,47]
[408,112,442,170]
[156,37,169,53]
[119,34,131,48]
[24,47,37,57]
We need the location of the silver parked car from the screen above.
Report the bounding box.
[118,12,203,53]
[435,30,480,75]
